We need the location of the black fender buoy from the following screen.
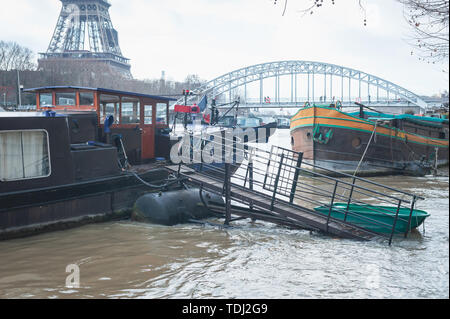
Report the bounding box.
[132,189,224,226]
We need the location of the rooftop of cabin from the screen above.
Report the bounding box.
[0,111,97,118]
[23,86,177,102]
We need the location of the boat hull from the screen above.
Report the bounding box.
[290,106,449,176]
[0,168,173,240]
[314,203,430,234]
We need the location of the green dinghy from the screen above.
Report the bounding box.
[314,203,430,234]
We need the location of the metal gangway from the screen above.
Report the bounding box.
[167,134,424,245]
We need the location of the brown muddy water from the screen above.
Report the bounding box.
[0,130,448,299]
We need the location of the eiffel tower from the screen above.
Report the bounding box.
[38,0,132,78]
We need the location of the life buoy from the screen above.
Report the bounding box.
[304,102,311,108]
[335,100,342,110]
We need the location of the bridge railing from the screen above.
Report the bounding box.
[241,98,412,105]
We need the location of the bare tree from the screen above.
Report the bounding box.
[398,0,449,63]
[0,40,205,104]
[274,0,361,18]
[0,41,36,71]
[273,0,449,63]
[184,74,204,87]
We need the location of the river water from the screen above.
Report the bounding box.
[0,130,448,299]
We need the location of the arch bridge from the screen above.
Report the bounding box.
[177,61,427,110]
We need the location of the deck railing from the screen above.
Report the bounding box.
[175,131,425,245]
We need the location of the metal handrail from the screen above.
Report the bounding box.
[185,134,415,201]
[239,143,423,200]
[197,162,402,235]
[177,132,422,243]
[233,166,411,230]
[189,140,417,209]
[197,161,409,234]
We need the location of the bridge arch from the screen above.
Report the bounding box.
[178,60,427,109]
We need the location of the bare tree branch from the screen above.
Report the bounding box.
[0,41,36,71]
[273,0,449,64]
[398,0,449,63]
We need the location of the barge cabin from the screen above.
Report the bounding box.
[25,86,176,164]
[0,86,177,240]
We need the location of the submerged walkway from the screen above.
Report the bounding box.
[166,165,380,241]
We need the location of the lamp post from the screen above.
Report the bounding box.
[17,70,22,108]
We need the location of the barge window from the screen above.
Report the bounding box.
[121,97,140,124]
[79,92,94,106]
[39,93,53,107]
[99,94,119,124]
[0,130,50,181]
[156,103,168,125]
[144,105,153,124]
[55,92,76,106]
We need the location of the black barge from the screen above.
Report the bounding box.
[0,86,179,240]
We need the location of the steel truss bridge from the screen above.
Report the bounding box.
[177,61,428,110]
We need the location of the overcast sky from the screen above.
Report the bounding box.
[0,0,448,96]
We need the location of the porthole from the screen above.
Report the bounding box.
[352,137,362,149]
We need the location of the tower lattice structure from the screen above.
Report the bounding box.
[39,0,132,78]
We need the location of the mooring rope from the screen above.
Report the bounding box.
[127,171,181,189]
[353,121,379,177]
[341,121,379,199]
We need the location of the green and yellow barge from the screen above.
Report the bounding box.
[290,103,449,176]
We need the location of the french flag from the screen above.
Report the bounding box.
[197,95,208,112]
